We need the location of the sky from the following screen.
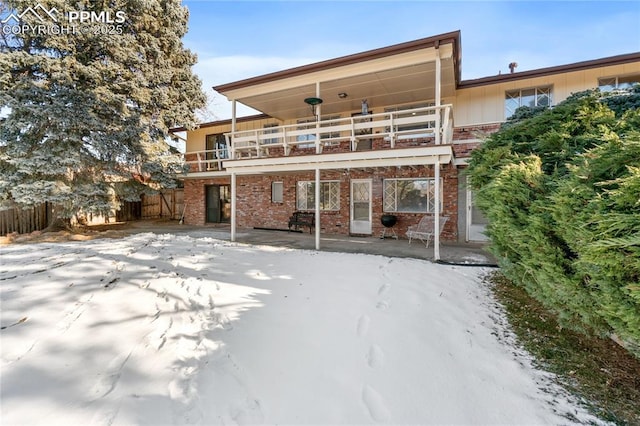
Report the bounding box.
[182,0,640,120]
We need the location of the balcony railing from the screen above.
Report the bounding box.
[183,104,453,172]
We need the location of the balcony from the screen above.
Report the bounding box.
[184,104,453,174]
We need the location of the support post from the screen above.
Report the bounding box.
[315,82,322,154]
[231,100,237,159]
[434,162,441,261]
[315,168,320,250]
[231,172,237,242]
[434,47,441,145]
[231,100,237,132]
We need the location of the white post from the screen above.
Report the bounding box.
[434,162,441,261]
[231,100,237,159]
[230,172,237,242]
[315,82,321,154]
[315,167,320,250]
[434,48,441,145]
[231,100,237,132]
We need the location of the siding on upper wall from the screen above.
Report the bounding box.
[454,62,640,127]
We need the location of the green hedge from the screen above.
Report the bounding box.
[468,88,640,357]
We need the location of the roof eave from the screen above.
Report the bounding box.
[458,52,640,89]
[214,30,461,94]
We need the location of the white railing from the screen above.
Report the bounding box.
[226,104,453,159]
[184,148,229,172]
[183,104,454,171]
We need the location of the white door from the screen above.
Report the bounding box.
[466,178,489,242]
[350,179,372,234]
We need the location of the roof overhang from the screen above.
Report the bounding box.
[459,51,640,89]
[221,146,453,175]
[213,31,461,121]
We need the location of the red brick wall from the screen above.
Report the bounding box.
[183,178,230,225]
[181,123,505,239]
[183,164,458,240]
[452,123,501,159]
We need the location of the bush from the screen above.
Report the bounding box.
[468,90,640,357]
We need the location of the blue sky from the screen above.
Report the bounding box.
[182,1,640,119]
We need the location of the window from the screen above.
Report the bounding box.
[599,75,640,92]
[296,181,340,211]
[383,178,442,213]
[320,115,341,145]
[272,181,283,203]
[505,86,552,118]
[263,123,278,144]
[205,134,228,170]
[385,103,435,132]
[296,118,316,148]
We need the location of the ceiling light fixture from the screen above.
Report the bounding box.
[304,97,323,117]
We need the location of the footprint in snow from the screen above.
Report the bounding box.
[376,300,390,310]
[366,344,384,368]
[88,351,132,400]
[377,283,391,296]
[356,315,370,337]
[362,385,391,422]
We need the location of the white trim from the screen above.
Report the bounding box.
[350,179,373,235]
[223,146,453,175]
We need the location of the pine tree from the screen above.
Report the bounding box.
[0,0,206,223]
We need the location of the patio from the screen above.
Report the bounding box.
[99,220,497,266]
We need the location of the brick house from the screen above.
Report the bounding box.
[171,30,640,258]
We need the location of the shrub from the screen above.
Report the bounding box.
[468,90,640,357]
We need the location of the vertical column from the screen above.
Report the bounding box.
[230,172,237,242]
[434,47,441,145]
[231,100,237,159]
[434,162,441,261]
[315,167,320,250]
[315,82,322,154]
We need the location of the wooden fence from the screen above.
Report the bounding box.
[0,203,51,236]
[140,189,184,220]
[1,189,184,236]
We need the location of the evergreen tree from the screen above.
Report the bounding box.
[467,89,640,357]
[0,0,206,222]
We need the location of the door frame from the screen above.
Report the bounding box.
[350,178,372,235]
[465,176,489,242]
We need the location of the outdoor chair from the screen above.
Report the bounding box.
[406,215,449,247]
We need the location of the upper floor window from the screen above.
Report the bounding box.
[320,115,341,145]
[263,123,278,144]
[205,134,228,158]
[296,118,316,148]
[385,103,436,132]
[505,86,552,119]
[598,75,640,92]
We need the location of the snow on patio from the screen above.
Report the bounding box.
[1,233,603,425]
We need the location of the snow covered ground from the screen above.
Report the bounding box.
[1,232,604,425]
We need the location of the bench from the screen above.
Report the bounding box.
[288,211,315,234]
[406,215,448,247]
